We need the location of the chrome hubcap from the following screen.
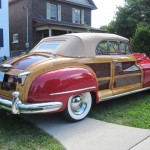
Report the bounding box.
[71,94,87,115]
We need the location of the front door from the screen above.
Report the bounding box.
[108,41,142,95]
[112,57,142,95]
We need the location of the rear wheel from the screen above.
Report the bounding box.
[64,92,92,122]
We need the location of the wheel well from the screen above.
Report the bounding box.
[90,92,97,106]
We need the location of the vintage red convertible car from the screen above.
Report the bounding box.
[0,33,150,121]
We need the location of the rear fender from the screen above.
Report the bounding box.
[28,67,98,112]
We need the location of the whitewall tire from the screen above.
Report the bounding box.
[64,92,92,122]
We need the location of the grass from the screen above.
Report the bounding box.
[89,91,150,129]
[0,92,149,150]
[0,110,65,150]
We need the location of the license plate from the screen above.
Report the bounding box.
[0,72,5,82]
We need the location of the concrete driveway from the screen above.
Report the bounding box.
[23,114,150,150]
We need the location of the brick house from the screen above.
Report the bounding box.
[9,0,101,56]
[0,0,10,59]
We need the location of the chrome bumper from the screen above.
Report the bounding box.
[0,92,63,114]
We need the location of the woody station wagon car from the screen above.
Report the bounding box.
[0,33,150,121]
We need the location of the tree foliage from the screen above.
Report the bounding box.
[131,24,150,55]
[106,0,150,38]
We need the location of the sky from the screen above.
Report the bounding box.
[92,0,125,28]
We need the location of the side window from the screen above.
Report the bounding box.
[109,41,131,54]
[109,41,119,53]
[96,40,131,55]
[96,41,108,55]
[0,0,1,9]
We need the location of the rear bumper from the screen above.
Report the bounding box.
[0,92,63,114]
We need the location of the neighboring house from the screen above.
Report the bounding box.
[9,0,102,56]
[0,0,10,59]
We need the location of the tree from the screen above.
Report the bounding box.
[107,0,150,38]
[131,24,150,55]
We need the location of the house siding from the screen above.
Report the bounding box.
[9,0,33,54]
[32,0,46,19]
[9,0,97,54]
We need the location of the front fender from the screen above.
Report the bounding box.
[28,67,98,112]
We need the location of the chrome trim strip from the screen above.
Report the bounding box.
[0,92,63,114]
[0,64,13,71]
[101,87,150,102]
[50,86,96,96]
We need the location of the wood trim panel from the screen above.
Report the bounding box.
[113,83,142,95]
[97,77,111,81]
[86,63,110,78]
[114,75,141,88]
[98,80,110,90]
[115,73,141,79]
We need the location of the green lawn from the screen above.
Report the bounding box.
[89,91,150,129]
[0,110,65,150]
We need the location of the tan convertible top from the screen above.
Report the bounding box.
[34,33,129,57]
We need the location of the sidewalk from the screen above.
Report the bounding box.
[23,114,150,150]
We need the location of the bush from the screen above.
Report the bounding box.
[131,24,150,56]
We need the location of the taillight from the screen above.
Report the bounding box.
[2,75,17,91]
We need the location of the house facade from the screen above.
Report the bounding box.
[9,0,101,56]
[0,0,10,59]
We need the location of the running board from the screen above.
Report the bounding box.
[100,87,150,102]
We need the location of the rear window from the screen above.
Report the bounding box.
[39,43,59,50]
[31,41,65,53]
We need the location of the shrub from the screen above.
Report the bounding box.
[131,24,150,56]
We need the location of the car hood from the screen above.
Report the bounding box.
[1,53,50,71]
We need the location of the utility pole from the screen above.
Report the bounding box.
[25,0,29,51]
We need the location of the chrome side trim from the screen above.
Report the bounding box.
[50,86,96,96]
[0,92,63,114]
[101,87,150,102]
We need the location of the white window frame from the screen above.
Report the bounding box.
[12,33,19,43]
[72,8,81,24]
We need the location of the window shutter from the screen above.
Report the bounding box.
[81,10,84,24]
[0,0,1,9]
[72,8,75,23]
[0,29,3,47]
[47,2,50,19]
[58,5,61,21]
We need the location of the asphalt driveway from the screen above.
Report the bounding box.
[23,114,150,150]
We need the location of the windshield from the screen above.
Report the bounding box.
[31,41,65,53]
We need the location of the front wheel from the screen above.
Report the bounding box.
[63,92,92,122]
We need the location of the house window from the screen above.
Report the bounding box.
[58,5,61,21]
[72,8,81,24]
[50,4,57,20]
[47,2,61,21]
[12,33,19,43]
[81,10,84,24]
[0,29,3,47]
